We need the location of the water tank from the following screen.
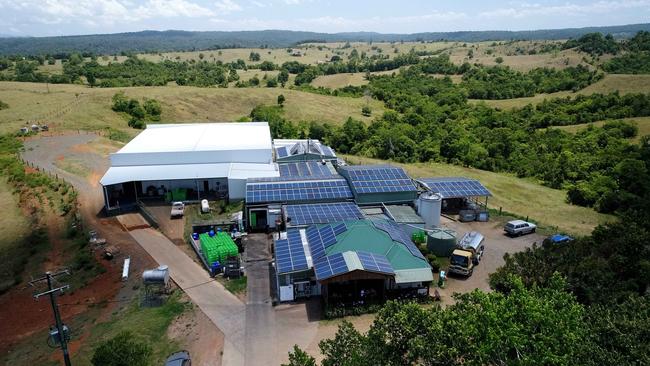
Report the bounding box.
[418,192,442,229]
[143,265,170,286]
[426,228,457,257]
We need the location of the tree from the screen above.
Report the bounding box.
[319,321,368,366]
[278,69,289,87]
[495,56,504,64]
[111,92,129,112]
[249,52,261,62]
[91,331,152,366]
[143,99,162,121]
[277,94,285,107]
[282,345,316,366]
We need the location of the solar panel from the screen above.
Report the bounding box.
[419,178,492,198]
[333,222,347,235]
[245,178,353,204]
[306,226,325,259]
[319,226,337,247]
[276,146,289,158]
[320,145,336,157]
[277,162,334,177]
[285,202,363,226]
[371,219,425,260]
[313,253,349,280]
[343,166,416,194]
[356,251,394,274]
[275,230,309,274]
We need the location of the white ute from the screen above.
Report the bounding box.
[170,201,185,218]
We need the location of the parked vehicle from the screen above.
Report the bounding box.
[504,220,536,236]
[546,234,574,245]
[40,124,49,131]
[165,350,191,366]
[170,201,185,218]
[448,231,485,277]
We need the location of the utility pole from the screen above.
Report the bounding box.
[30,270,72,366]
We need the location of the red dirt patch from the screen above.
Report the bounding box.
[0,255,123,354]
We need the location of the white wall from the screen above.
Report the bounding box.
[110,149,273,167]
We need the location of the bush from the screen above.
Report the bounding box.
[128,118,146,129]
[361,105,372,116]
[91,331,152,366]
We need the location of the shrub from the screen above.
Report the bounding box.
[91,331,152,366]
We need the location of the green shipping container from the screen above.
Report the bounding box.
[199,232,239,265]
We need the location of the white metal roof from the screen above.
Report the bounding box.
[117,123,273,154]
[100,162,278,186]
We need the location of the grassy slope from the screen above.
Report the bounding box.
[470,74,650,109]
[0,178,28,252]
[343,155,615,236]
[553,116,650,141]
[0,82,383,134]
[71,293,187,365]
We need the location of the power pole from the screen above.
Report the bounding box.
[31,270,72,366]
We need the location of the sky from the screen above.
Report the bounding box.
[0,0,649,37]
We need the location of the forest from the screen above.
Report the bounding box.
[251,64,650,215]
[1,24,649,56]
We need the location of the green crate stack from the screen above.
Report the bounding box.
[199,232,238,265]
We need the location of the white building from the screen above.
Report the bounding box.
[100,122,279,212]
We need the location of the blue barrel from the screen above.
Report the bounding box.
[209,230,215,237]
[192,232,199,240]
[210,261,221,277]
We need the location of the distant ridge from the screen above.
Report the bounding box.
[1,23,649,56]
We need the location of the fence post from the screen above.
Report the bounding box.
[499,206,502,215]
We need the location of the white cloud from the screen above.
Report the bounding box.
[479,0,650,19]
[134,0,215,18]
[215,0,243,13]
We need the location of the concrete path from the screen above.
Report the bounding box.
[129,228,246,365]
[243,234,277,366]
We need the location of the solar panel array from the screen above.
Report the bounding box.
[285,202,363,226]
[371,219,425,260]
[345,166,416,194]
[246,178,353,204]
[276,146,289,158]
[356,251,394,274]
[420,178,492,198]
[278,161,333,177]
[275,229,308,274]
[313,253,349,280]
[306,225,340,260]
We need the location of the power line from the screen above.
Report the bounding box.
[31,270,73,366]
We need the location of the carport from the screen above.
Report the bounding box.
[416,177,492,215]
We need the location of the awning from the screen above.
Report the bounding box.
[100,163,232,186]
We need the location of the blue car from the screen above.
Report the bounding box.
[548,234,574,245]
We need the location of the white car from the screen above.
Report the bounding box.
[504,220,536,236]
[170,202,185,218]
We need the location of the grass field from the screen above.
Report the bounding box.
[0,82,384,134]
[470,74,650,109]
[553,116,650,141]
[343,155,615,236]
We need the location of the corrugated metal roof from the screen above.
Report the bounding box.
[117,122,273,154]
[100,162,278,186]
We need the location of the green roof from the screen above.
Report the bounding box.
[324,220,431,276]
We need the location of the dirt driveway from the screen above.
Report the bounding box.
[435,216,543,303]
